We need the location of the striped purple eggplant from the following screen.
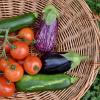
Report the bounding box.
[35,5,59,52]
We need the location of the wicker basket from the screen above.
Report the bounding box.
[0,0,99,100]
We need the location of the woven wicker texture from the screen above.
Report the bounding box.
[0,0,99,100]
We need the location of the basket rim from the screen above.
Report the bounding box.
[0,0,99,100]
[71,0,100,99]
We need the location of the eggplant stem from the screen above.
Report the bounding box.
[80,56,89,60]
[61,51,88,69]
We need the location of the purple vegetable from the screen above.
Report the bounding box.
[36,5,59,52]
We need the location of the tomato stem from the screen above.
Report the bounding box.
[10,65,16,70]
[0,35,5,38]
[32,40,37,45]
[11,45,16,49]
[0,29,19,58]
[33,65,39,71]
[7,80,11,84]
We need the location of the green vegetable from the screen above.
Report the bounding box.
[16,74,78,92]
[0,12,38,33]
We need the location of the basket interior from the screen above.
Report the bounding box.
[0,0,99,100]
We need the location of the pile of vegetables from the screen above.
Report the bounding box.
[0,5,86,97]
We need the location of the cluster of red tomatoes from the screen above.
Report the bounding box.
[0,27,42,97]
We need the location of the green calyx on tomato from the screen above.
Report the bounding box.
[10,41,29,60]
[11,45,17,49]
[33,65,39,71]
[6,80,11,84]
[10,65,16,70]
[4,57,8,61]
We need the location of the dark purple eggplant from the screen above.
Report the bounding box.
[40,52,87,74]
[35,5,59,52]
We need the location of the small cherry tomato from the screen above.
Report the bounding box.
[0,76,15,97]
[24,55,42,75]
[4,62,24,82]
[10,41,29,60]
[5,43,10,53]
[0,58,15,72]
[18,27,35,45]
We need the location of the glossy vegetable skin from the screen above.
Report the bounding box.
[4,62,24,82]
[0,12,38,33]
[0,58,15,72]
[10,41,29,60]
[36,20,58,52]
[18,27,35,45]
[24,55,42,75]
[0,76,15,97]
[40,53,72,74]
[40,52,87,74]
[16,74,78,92]
[36,5,59,52]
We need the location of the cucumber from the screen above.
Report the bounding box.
[0,12,38,33]
[16,74,78,92]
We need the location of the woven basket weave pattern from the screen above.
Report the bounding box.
[0,0,99,100]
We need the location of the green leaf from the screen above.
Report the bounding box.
[82,91,91,100]
[86,0,100,14]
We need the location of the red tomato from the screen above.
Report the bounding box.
[24,55,42,75]
[0,76,15,97]
[18,27,34,45]
[4,62,24,82]
[17,60,24,66]
[0,58,15,72]
[10,41,29,60]
[5,43,10,53]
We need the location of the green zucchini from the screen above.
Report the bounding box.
[0,12,38,33]
[16,74,78,92]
